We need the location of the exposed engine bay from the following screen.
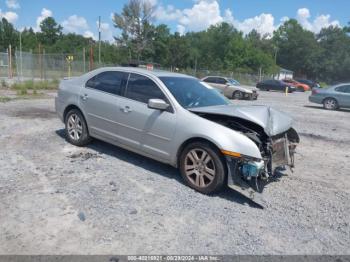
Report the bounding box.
[192,111,300,206]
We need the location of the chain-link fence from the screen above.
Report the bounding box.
[20,51,118,80]
[1,51,270,86]
[0,52,10,78]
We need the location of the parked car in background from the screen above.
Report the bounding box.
[282,79,311,92]
[202,76,258,100]
[295,79,320,89]
[256,79,296,93]
[309,83,350,110]
[55,67,299,205]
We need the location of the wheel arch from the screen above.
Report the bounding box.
[63,104,85,122]
[175,137,223,168]
[322,96,338,104]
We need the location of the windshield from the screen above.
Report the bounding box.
[228,78,240,85]
[159,77,230,109]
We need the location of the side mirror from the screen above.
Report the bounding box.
[148,99,169,111]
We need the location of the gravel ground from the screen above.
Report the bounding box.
[0,91,349,255]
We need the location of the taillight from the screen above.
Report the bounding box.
[312,89,318,95]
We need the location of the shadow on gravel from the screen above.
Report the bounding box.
[56,128,263,208]
[304,105,350,112]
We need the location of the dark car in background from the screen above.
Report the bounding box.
[256,79,296,93]
[309,83,350,110]
[295,79,320,89]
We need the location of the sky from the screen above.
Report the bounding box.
[0,0,349,41]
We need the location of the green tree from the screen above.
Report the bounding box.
[112,0,155,60]
[273,19,320,78]
[21,27,38,51]
[38,17,63,46]
[317,26,350,82]
[0,18,18,51]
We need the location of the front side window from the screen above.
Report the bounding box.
[203,77,216,83]
[125,73,166,103]
[160,77,229,109]
[86,71,127,95]
[336,85,350,93]
[216,78,227,84]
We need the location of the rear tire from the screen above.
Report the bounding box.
[323,98,338,110]
[179,142,226,194]
[65,109,91,146]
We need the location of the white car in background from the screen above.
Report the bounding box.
[202,76,258,100]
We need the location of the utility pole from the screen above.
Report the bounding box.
[98,16,101,65]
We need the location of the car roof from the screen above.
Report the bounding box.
[92,66,193,78]
[204,76,228,79]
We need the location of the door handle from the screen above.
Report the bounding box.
[120,106,132,113]
[80,94,88,101]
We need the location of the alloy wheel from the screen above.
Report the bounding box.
[184,148,216,188]
[67,113,83,141]
[324,99,337,110]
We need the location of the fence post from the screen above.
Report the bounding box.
[8,45,13,79]
[89,45,94,71]
[83,47,86,73]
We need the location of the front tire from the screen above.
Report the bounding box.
[232,91,243,100]
[323,98,338,110]
[65,109,91,146]
[179,142,226,194]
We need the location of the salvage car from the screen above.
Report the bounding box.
[309,83,350,110]
[202,76,258,100]
[55,67,299,205]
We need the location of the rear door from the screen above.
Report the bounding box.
[79,71,128,141]
[116,73,177,161]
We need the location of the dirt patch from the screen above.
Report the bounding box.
[8,107,57,119]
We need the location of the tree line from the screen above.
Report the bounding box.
[0,0,350,83]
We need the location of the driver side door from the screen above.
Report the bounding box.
[116,73,177,162]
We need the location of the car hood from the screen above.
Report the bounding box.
[228,84,258,92]
[189,104,293,137]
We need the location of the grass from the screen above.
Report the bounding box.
[11,79,59,91]
[0,96,12,103]
[11,79,59,96]
[1,79,8,89]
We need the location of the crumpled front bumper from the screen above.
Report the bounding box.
[226,134,297,207]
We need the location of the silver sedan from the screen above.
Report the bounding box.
[309,83,350,110]
[55,67,299,205]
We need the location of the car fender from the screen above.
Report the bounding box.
[56,78,84,122]
[170,109,262,166]
[228,85,253,94]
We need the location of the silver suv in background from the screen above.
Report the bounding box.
[202,76,258,100]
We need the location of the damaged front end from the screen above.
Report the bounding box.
[225,128,299,206]
[190,105,300,206]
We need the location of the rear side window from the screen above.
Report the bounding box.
[125,73,166,103]
[86,71,127,95]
